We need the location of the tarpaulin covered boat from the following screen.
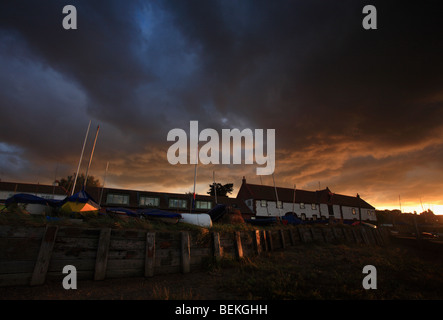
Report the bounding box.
[207,204,226,222]
[137,208,182,224]
[106,207,139,218]
[5,193,62,215]
[59,189,100,215]
[180,213,212,228]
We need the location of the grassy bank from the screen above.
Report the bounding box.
[215,242,443,299]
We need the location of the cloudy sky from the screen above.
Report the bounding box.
[0,1,442,213]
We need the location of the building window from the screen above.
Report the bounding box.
[139,196,159,207]
[367,210,372,216]
[311,203,317,210]
[260,200,267,207]
[301,213,306,221]
[277,201,283,209]
[312,214,317,221]
[352,208,357,215]
[300,203,305,209]
[107,193,129,205]
[196,200,212,210]
[169,198,187,209]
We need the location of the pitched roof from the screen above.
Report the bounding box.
[237,181,374,209]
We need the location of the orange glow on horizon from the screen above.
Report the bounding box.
[375,204,443,215]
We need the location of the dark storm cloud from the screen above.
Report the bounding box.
[0,0,156,142]
[156,0,443,207]
[160,0,443,149]
[0,0,442,209]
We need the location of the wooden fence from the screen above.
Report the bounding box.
[0,225,390,287]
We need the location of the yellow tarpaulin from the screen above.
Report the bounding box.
[61,201,99,214]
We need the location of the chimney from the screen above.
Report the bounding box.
[242,176,246,185]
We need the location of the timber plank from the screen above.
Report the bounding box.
[94,228,111,281]
[145,232,155,277]
[30,225,58,286]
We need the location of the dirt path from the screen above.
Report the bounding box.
[0,269,234,300]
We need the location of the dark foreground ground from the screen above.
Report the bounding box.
[1,239,443,300]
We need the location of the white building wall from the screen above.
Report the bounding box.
[318,204,329,218]
[254,200,376,222]
[0,191,66,202]
[360,208,377,221]
[333,204,341,218]
[341,206,359,221]
[255,200,327,219]
[341,206,377,222]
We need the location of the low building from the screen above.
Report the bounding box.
[236,177,376,223]
[0,181,252,216]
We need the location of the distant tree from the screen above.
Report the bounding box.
[420,209,435,216]
[58,173,101,192]
[207,183,234,197]
[420,209,437,223]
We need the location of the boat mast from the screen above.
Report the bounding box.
[99,161,109,207]
[213,171,217,204]
[272,173,282,217]
[190,142,198,213]
[83,125,100,189]
[71,120,91,195]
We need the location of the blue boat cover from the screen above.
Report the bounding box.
[282,215,305,225]
[207,204,226,222]
[106,207,139,217]
[137,208,182,219]
[61,189,98,204]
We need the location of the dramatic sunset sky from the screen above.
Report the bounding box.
[0,1,442,213]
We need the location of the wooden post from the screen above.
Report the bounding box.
[212,232,221,260]
[360,227,370,245]
[321,228,328,243]
[181,232,190,274]
[374,228,385,246]
[262,230,268,251]
[94,228,111,281]
[299,228,306,243]
[145,232,155,277]
[332,227,340,241]
[234,231,243,259]
[310,228,316,241]
[253,230,261,255]
[30,226,58,286]
[279,229,286,249]
[288,229,295,246]
[266,230,274,251]
[351,228,359,243]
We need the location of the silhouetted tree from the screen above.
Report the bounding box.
[207,183,233,197]
[58,173,100,192]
